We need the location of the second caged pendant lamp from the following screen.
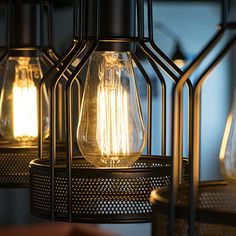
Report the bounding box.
[29,0,189,223]
[0,0,66,187]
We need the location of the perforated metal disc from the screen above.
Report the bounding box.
[0,144,67,188]
[151,181,236,236]
[29,156,188,223]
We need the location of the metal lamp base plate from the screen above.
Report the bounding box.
[29,156,188,223]
[152,181,236,236]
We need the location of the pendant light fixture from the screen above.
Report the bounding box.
[76,12,146,168]
[29,0,190,223]
[171,41,186,68]
[151,0,236,235]
[0,0,66,187]
[156,22,187,67]
[0,2,49,145]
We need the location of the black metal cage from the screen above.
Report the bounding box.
[29,0,191,223]
[0,0,67,187]
[151,0,236,235]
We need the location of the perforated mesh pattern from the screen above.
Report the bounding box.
[152,183,236,236]
[0,150,38,186]
[199,190,236,212]
[0,147,66,187]
[30,157,184,223]
[153,214,236,236]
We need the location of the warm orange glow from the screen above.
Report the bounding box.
[13,57,38,142]
[96,79,129,159]
[173,59,185,68]
[219,113,233,172]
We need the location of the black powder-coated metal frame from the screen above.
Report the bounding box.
[29,0,193,223]
[150,0,236,235]
[151,181,236,235]
[0,0,68,188]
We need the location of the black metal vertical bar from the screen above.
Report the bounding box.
[187,80,194,235]
[73,0,79,38]
[65,48,85,221]
[147,0,185,168]
[138,43,181,158]
[66,41,97,221]
[189,36,236,236]
[0,2,8,75]
[44,1,64,144]
[137,47,166,156]
[82,0,86,39]
[144,0,194,183]
[147,0,153,42]
[145,0,167,156]
[49,3,63,142]
[141,1,192,233]
[6,1,9,48]
[97,0,100,39]
[137,0,144,39]
[131,52,152,155]
[66,0,100,218]
[57,83,63,142]
[147,0,194,180]
[46,1,54,49]
[139,43,195,171]
[40,1,44,48]
[221,0,228,27]
[76,78,81,136]
[38,39,82,160]
[78,0,83,41]
[66,82,73,222]
[148,0,175,169]
[137,0,152,155]
[38,83,43,160]
[148,61,166,157]
[6,0,10,48]
[41,41,84,222]
[50,43,86,221]
[50,78,57,222]
[171,29,224,236]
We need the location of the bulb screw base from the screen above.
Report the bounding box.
[85,0,136,51]
[9,0,42,49]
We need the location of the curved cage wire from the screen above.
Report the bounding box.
[151,0,236,234]
[152,181,236,236]
[29,0,192,223]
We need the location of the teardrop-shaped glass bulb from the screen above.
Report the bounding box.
[77,51,145,168]
[220,91,236,186]
[0,56,49,145]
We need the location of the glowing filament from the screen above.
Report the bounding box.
[13,83,38,141]
[96,82,129,158]
[13,57,38,142]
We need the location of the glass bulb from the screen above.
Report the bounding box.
[173,59,185,68]
[0,56,49,145]
[77,51,145,168]
[220,91,236,186]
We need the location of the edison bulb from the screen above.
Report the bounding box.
[220,91,236,187]
[0,57,49,145]
[77,51,145,168]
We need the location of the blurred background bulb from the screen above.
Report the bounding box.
[77,51,145,168]
[220,90,236,187]
[0,56,49,145]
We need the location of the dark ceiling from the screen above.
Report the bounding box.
[53,0,222,7]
